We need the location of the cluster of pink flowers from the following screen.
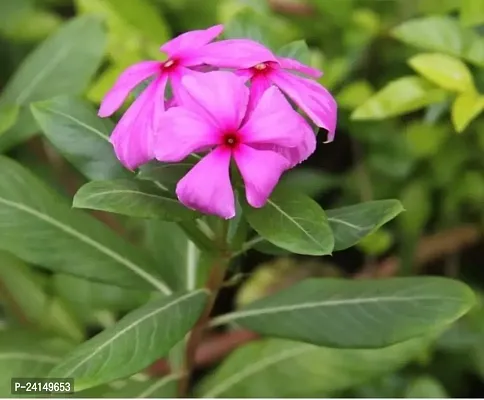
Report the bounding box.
[99,25,337,219]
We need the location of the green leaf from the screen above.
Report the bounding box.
[0,329,74,396]
[53,274,149,315]
[50,290,208,391]
[0,15,107,105]
[451,91,484,133]
[408,53,474,92]
[198,337,431,398]
[351,76,447,120]
[0,252,84,342]
[405,376,448,398]
[73,179,199,221]
[222,8,273,47]
[280,168,339,198]
[105,374,180,398]
[138,160,197,192]
[326,199,404,251]
[460,0,484,27]
[31,97,129,181]
[144,221,199,291]
[242,187,334,256]
[0,104,19,136]
[277,40,311,65]
[211,277,474,348]
[0,156,170,293]
[391,16,484,67]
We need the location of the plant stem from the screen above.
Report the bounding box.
[178,220,230,397]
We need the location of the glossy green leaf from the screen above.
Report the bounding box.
[0,330,74,396]
[105,374,180,398]
[211,277,474,348]
[144,221,199,291]
[198,337,430,398]
[0,252,84,342]
[277,40,311,65]
[53,274,149,315]
[0,104,19,136]
[408,53,474,92]
[138,160,197,192]
[73,179,198,221]
[50,290,208,391]
[327,199,404,251]
[460,0,484,27]
[0,156,170,293]
[405,376,448,398]
[352,76,446,120]
[242,187,334,256]
[0,15,107,105]
[391,16,484,67]
[451,91,484,133]
[31,97,129,181]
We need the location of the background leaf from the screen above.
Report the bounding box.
[0,156,170,293]
[0,15,106,105]
[352,76,447,120]
[50,290,208,391]
[277,40,311,64]
[105,374,180,398]
[327,199,404,251]
[198,337,431,398]
[391,16,484,67]
[211,277,474,348]
[242,187,334,256]
[460,0,484,27]
[0,103,19,136]
[451,91,484,133]
[408,53,474,92]
[31,96,129,181]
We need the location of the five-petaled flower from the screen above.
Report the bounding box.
[199,39,337,142]
[98,25,223,170]
[154,71,316,219]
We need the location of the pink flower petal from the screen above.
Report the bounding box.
[277,56,323,79]
[110,76,166,170]
[176,147,235,219]
[246,73,272,116]
[234,144,289,208]
[271,70,337,141]
[239,86,302,147]
[154,106,219,162]
[199,39,278,69]
[181,71,249,131]
[160,25,224,59]
[99,61,161,117]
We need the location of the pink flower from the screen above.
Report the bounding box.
[98,25,224,170]
[199,39,337,142]
[154,71,316,219]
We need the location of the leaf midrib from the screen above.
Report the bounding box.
[78,188,181,204]
[211,294,462,325]
[0,196,171,294]
[57,290,206,377]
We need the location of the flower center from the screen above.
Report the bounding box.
[223,132,239,148]
[254,63,267,71]
[162,59,177,71]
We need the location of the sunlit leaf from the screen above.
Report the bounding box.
[460,0,484,27]
[391,16,484,67]
[451,91,484,133]
[351,76,446,120]
[408,53,474,92]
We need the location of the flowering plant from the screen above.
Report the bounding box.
[0,4,478,398]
